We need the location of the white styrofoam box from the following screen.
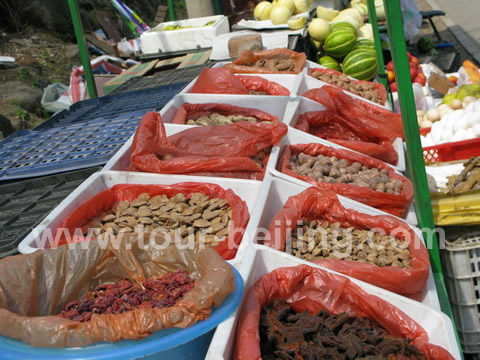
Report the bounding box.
[180,73,302,97]
[17,171,263,265]
[267,127,418,225]
[158,93,294,124]
[283,96,407,172]
[206,245,461,360]
[140,15,229,55]
[245,175,438,309]
[294,72,390,110]
[103,123,196,171]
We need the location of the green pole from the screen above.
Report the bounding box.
[212,0,223,15]
[366,0,388,92]
[167,0,176,21]
[383,0,463,356]
[68,0,97,99]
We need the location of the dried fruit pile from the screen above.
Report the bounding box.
[58,269,195,322]
[83,192,232,247]
[260,299,425,360]
[186,113,271,126]
[248,90,269,95]
[310,70,383,105]
[253,58,297,72]
[290,219,412,268]
[447,157,480,194]
[290,153,403,194]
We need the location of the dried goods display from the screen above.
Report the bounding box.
[310,70,383,104]
[290,152,403,194]
[290,219,412,268]
[58,269,195,322]
[260,299,426,360]
[252,58,297,72]
[446,157,480,194]
[248,90,269,95]
[186,113,270,126]
[83,192,232,248]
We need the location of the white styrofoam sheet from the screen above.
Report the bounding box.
[206,245,460,359]
[180,73,301,97]
[267,127,418,226]
[245,176,438,309]
[233,12,310,31]
[283,96,407,172]
[17,171,263,265]
[141,15,229,55]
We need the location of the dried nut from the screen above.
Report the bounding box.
[137,206,152,218]
[194,219,211,228]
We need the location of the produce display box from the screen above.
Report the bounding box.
[205,244,460,359]
[108,65,210,95]
[180,73,302,96]
[431,190,480,226]
[141,15,229,55]
[266,127,418,225]
[0,167,101,259]
[159,93,293,124]
[0,264,244,360]
[246,175,437,309]
[17,171,263,265]
[283,96,407,172]
[423,137,480,163]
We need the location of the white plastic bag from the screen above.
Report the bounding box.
[41,83,69,113]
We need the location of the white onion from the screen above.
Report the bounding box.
[465,102,475,114]
[441,129,453,141]
[455,129,468,141]
[468,112,480,127]
[465,128,476,140]
[453,117,468,133]
[472,123,480,136]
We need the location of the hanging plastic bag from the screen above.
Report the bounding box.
[0,239,234,347]
[278,143,413,217]
[264,187,429,296]
[52,182,250,260]
[235,264,454,360]
[224,48,306,74]
[308,67,388,105]
[171,102,280,125]
[130,112,287,180]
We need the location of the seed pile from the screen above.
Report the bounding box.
[248,90,269,95]
[290,219,412,268]
[260,299,426,360]
[186,112,270,126]
[58,269,195,322]
[253,58,297,72]
[311,71,383,105]
[290,152,403,194]
[83,192,232,248]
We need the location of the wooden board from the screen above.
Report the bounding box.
[96,11,122,43]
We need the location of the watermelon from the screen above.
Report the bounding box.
[324,29,357,59]
[354,39,375,52]
[329,22,357,34]
[342,49,377,81]
[317,55,341,72]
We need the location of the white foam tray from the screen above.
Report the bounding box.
[140,15,229,55]
[283,96,406,172]
[243,175,438,309]
[180,73,302,97]
[17,171,263,265]
[158,93,294,124]
[206,244,461,360]
[267,127,418,226]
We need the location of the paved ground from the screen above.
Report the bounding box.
[422,0,480,65]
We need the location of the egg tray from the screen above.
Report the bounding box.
[0,82,186,181]
[0,167,100,259]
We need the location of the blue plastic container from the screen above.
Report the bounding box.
[0,266,243,360]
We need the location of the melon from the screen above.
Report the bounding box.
[329,22,357,34]
[342,49,377,81]
[317,55,341,72]
[323,29,356,59]
[353,39,375,52]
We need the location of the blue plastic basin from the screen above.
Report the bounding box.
[0,266,243,360]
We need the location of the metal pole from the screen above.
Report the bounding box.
[366,0,388,92]
[167,0,176,21]
[383,0,463,356]
[67,0,97,99]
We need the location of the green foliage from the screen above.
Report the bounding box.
[15,108,29,121]
[17,68,31,82]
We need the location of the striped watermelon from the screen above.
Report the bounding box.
[330,22,357,34]
[317,55,341,71]
[342,49,377,81]
[354,39,375,52]
[324,29,356,59]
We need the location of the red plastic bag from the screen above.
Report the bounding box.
[278,143,413,217]
[224,48,306,74]
[264,187,429,296]
[171,102,280,125]
[189,68,290,96]
[53,182,249,260]
[309,67,388,105]
[299,86,405,164]
[130,112,287,179]
[235,265,454,360]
